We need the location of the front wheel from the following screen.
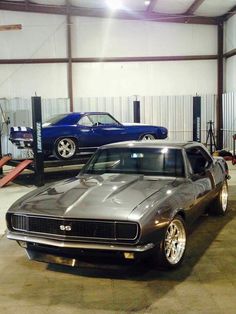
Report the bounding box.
[209,180,228,215]
[140,134,156,141]
[158,216,187,269]
[54,138,77,160]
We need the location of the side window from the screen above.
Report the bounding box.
[89,114,118,126]
[186,147,212,174]
[78,116,93,127]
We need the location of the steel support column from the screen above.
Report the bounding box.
[67,2,73,112]
[217,23,224,149]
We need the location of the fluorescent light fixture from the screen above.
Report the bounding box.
[144,0,151,6]
[106,0,123,10]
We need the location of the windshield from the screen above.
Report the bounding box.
[81,147,185,177]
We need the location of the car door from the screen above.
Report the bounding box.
[78,114,128,148]
[185,146,216,222]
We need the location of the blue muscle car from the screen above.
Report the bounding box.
[9,112,168,160]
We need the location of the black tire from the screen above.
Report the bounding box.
[209,180,229,216]
[140,134,156,141]
[54,137,78,160]
[157,215,187,270]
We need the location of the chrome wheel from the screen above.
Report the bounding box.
[142,134,155,141]
[56,138,76,159]
[164,218,186,265]
[220,182,228,212]
[208,180,228,216]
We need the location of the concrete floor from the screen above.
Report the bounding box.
[0,165,236,314]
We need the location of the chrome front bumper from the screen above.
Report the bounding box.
[7,232,155,252]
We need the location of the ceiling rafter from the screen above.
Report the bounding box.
[0,1,218,25]
[185,0,205,15]
[222,5,236,21]
[0,55,218,65]
[146,0,159,12]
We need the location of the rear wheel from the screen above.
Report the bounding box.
[209,180,228,215]
[141,134,155,141]
[54,137,77,160]
[157,216,187,269]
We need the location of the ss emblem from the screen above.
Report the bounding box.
[60,225,72,231]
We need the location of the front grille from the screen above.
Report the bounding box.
[11,215,139,241]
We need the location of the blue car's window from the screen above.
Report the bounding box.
[88,114,120,126]
[82,148,185,177]
[44,114,69,125]
[79,116,93,127]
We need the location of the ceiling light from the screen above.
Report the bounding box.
[106,0,122,11]
[144,0,151,6]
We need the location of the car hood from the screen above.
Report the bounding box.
[10,174,176,221]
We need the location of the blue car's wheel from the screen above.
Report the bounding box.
[141,134,155,141]
[54,137,77,160]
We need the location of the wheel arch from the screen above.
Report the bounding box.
[53,135,79,147]
[138,133,157,140]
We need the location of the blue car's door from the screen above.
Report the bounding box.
[77,114,133,148]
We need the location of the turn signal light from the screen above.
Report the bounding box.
[124,252,135,259]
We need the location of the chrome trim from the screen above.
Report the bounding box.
[7,232,154,252]
[11,214,140,241]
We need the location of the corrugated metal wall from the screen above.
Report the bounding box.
[74,97,133,123]
[223,92,236,150]
[0,95,217,159]
[141,95,216,142]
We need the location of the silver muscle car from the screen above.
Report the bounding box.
[6,141,229,269]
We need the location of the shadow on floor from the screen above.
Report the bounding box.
[47,204,236,283]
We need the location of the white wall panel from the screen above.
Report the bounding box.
[223,92,236,150]
[74,97,133,123]
[225,14,236,53]
[0,64,68,98]
[73,17,217,58]
[225,15,236,92]
[73,61,217,97]
[0,10,67,59]
[226,56,236,93]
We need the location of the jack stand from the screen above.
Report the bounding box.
[206,120,217,154]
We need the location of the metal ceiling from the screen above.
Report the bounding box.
[0,0,235,24]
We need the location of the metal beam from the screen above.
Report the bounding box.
[0,24,22,31]
[66,1,73,112]
[224,49,236,59]
[216,23,224,150]
[72,55,217,62]
[222,5,236,21]
[0,58,67,64]
[0,1,218,25]
[185,0,205,15]
[0,55,217,65]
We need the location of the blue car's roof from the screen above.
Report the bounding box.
[50,112,114,125]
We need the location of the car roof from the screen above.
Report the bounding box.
[68,112,110,115]
[100,140,206,150]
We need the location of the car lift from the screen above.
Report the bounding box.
[0,159,33,188]
[0,97,43,188]
[0,97,91,188]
